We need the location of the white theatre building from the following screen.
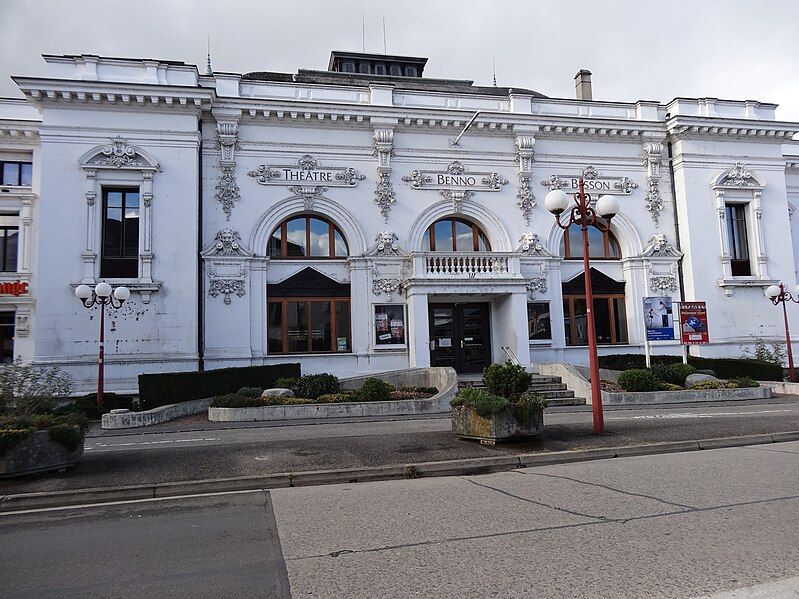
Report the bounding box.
[1,50,799,391]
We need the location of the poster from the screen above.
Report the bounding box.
[643,296,675,341]
[374,304,406,345]
[679,302,710,344]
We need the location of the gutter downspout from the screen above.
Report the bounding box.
[197,118,205,371]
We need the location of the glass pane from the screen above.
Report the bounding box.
[477,230,490,252]
[434,220,453,251]
[0,313,13,363]
[286,301,308,352]
[268,227,282,256]
[527,302,551,341]
[607,232,621,258]
[308,218,330,257]
[567,225,583,258]
[19,163,32,186]
[572,298,588,345]
[614,298,628,343]
[104,208,123,255]
[2,163,19,186]
[334,228,348,257]
[125,192,140,209]
[375,304,404,345]
[454,220,474,252]
[267,303,283,353]
[4,229,18,272]
[335,301,351,352]
[106,191,123,208]
[587,226,606,258]
[593,298,612,344]
[422,229,431,250]
[310,301,332,351]
[563,299,572,345]
[285,218,307,257]
[123,211,139,257]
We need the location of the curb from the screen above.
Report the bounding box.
[2,431,797,513]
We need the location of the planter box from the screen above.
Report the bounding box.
[602,386,771,405]
[0,429,84,478]
[451,405,544,444]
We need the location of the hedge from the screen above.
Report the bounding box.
[598,354,783,381]
[138,363,301,410]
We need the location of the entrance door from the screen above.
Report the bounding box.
[429,303,491,373]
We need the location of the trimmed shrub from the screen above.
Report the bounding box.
[482,362,532,399]
[667,363,697,386]
[690,380,727,390]
[398,386,439,394]
[729,376,759,388]
[48,425,84,453]
[138,363,301,410]
[274,377,300,390]
[617,369,663,392]
[598,354,782,382]
[32,414,56,430]
[71,393,134,420]
[295,374,340,400]
[660,382,682,391]
[237,387,263,398]
[355,378,394,403]
[451,387,509,418]
[651,364,681,386]
[281,398,315,405]
[316,393,354,403]
[0,427,34,454]
[209,393,262,408]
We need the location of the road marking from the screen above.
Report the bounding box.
[609,409,792,421]
[85,437,221,451]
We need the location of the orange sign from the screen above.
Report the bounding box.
[0,281,29,296]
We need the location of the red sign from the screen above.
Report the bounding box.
[0,281,29,296]
[679,302,709,344]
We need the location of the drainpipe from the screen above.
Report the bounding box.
[197,119,205,371]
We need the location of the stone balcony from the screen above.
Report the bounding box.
[410,252,522,280]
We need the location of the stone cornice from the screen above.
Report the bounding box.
[667,115,798,140]
[0,120,39,141]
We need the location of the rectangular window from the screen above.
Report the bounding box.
[268,298,350,354]
[527,302,552,341]
[563,295,627,346]
[101,187,139,278]
[1,161,32,187]
[0,216,19,273]
[0,312,14,363]
[725,204,751,276]
[374,304,406,346]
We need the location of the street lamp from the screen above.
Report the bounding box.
[75,282,130,407]
[546,177,620,434]
[764,282,799,382]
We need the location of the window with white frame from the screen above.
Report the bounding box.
[725,203,752,276]
[374,304,406,347]
[527,302,551,342]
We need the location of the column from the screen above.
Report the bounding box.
[407,290,430,368]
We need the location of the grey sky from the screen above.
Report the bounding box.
[1,0,798,121]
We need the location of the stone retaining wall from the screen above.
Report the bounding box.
[101,398,210,429]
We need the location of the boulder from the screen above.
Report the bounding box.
[685,373,719,388]
[261,388,295,398]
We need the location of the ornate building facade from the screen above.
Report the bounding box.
[2,51,799,390]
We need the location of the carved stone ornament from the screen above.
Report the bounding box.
[375,170,396,222]
[372,278,403,301]
[402,161,508,193]
[440,190,474,213]
[95,137,143,167]
[208,276,246,305]
[247,155,366,188]
[518,233,553,257]
[215,164,240,221]
[719,162,756,187]
[649,272,677,293]
[210,229,243,256]
[516,174,535,225]
[526,277,548,299]
[540,167,638,196]
[641,233,682,258]
[373,231,402,256]
[289,185,328,211]
[645,178,664,227]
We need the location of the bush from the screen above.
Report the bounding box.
[295,374,340,400]
[71,393,134,420]
[0,427,34,454]
[667,364,697,386]
[598,354,782,382]
[138,363,301,410]
[482,362,532,399]
[651,364,680,385]
[237,387,263,398]
[398,386,439,394]
[32,414,55,430]
[281,398,315,405]
[618,369,663,392]
[690,380,727,390]
[355,378,394,402]
[209,393,262,408]
[0,362,73,417]
[316,393,354,403]
[274,377,300,390]
[729,377,759,388]
[48,424,84,453]
[451,387,509,418]
[660,382,682,391]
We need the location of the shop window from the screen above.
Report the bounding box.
[1,161,32,187]
[527,302,551,341]
[268,215,348,259]
[101,187,139,278]
[560,221,620,259]
[562,268,627,346]
[422,217,491,252]
[374,304,406,346]
[0,312,13,363]
[0,217,19,272]
[725,204,751,276]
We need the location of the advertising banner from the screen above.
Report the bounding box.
[679,302,710,344]
[643,296,675,341]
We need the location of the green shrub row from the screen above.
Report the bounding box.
[598,354,783,381]
[138,363,301,409]
[0,412,87,455]
[617,368,762,392]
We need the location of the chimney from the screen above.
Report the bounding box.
[575,69,592,101]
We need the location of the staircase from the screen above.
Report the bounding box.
[457,373,586,407]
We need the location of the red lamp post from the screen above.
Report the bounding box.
[764,282,799,383]
[75,282,130,407]
[545,178,620,435]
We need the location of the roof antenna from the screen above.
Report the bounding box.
[205,36,213,76]
[362,14,365,52]
[382,18,387,54]
[492,58,497,87]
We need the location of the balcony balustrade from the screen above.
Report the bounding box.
[411,252,521,279]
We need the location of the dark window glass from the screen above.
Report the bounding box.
[527,303,551,341]
[389,64,401,76]
[726,204,751,276]
[1,162,33,186]
[342,61,356,73]
[374,63,386,75]
[101,188,139,278]
[0,227,19,272]
[268,299,351,354]
[267,302,282,353]
[310,301,332,351]
[561,222,620,259]
[359,62,371,74]
[563,295,627,345]
[0,311,13,363]
[268,215,348,258]
[374,304,405,345]
[286,301,309,352]
[593,298,612,344]
[425,218,491,252]
[405,66,418,77]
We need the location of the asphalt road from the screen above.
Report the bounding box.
[1,398,798,496]
[1,442,796,598]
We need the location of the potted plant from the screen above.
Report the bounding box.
[451,362,546,444]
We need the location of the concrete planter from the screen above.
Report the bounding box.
[602,386,771,405]
[101,398,210,429]
[0,429,84,478]
[451,405,544,444]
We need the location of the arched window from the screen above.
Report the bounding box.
[422,218,491,252]
[560,221,620,259]
[268,215,348,258]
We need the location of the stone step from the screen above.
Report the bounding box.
[536,390,576,399]
[528,383,568,392]
[546,396,587,407]
[529,376,562,384]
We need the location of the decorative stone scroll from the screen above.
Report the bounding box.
[517,233,553,257]
[526,277,548,299]
[215,120,240,220]
[201,227,253,305]
[515,137,536,225]
[372,277,403,301]
[540,166,638,195]
[642,141,664,226]
[373,130,396,222]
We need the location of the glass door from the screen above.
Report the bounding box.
[428,303,491,373]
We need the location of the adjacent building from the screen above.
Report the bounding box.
[2,50,799,391]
